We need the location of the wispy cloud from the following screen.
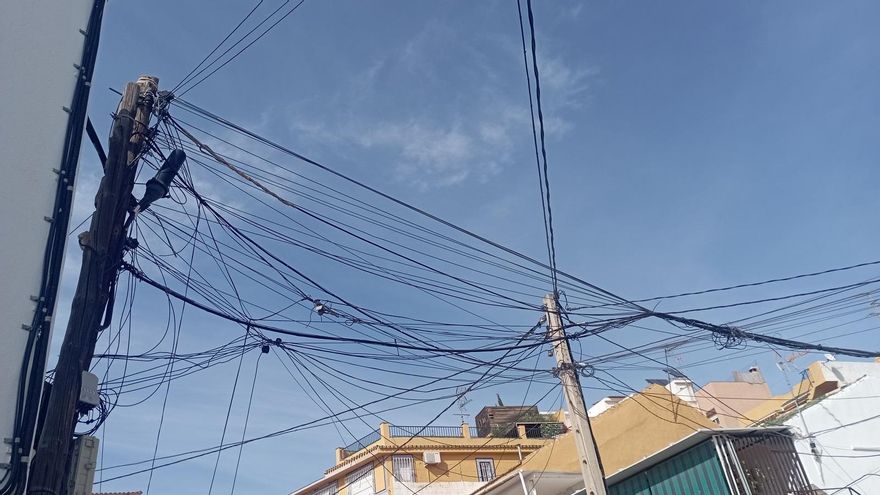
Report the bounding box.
[356,120,501,189]
[538,54,597,110]
[285,20,597,191]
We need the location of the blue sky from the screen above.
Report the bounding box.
[58,1,880,493]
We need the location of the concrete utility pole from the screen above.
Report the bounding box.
[28,76,159,495]
[544,293,607,495]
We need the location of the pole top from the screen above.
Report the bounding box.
[137,75,159,90]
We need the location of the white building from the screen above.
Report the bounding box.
[781,360,880,494]
[0,0,100,489]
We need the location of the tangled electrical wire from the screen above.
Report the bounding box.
[74,87,880,493]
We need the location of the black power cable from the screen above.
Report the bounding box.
[523,0,560,296]
[176,0,307,97]
[169,97,641,310]
[172,0,266,93]
[568,259,880,310]
[515,0,554,295]
[651,312,880,359]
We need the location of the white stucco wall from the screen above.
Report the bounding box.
[818,360,880,386]
[784,369,880,493]
[0,0,95,469]
[394,481,486,495]
[587,397,623,418]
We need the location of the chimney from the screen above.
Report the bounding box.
[733,367,766,384]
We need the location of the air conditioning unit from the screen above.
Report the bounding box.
[423,451,441,465]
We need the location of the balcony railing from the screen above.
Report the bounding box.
[343,429,381,454]
[341,422,565,457]
[524,422,566,438]
[486,422,567,439]
[390,425,464,438]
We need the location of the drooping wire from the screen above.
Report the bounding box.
[568,259,880,310]
[168,97,640,309]
[524,0,560,295]
[208,332,251,495]
[229,351,263,495]
[144,203,201,495]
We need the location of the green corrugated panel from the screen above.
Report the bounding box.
[609,440,731,495]
[608,473,650,495]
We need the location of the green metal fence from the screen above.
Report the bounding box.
[609,440,731,495]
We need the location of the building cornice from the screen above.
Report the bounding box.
[322,441,549,477]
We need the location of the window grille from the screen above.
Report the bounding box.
[476,459,495,482]
[392,455,415,482]
[347,464,374,495]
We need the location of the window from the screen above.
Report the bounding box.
[392,455,415,482]
[313,484,338,495]
[476,459,495,482]
[347,464,374,495]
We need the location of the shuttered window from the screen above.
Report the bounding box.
[392,455,415,482]
[476,459,496,482]
[347,464,375,495]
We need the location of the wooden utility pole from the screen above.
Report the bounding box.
[544,293,607,495]
[28,76,158,495]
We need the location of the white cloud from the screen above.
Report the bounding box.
[282,22,598,191]
[357,120,503,190]
[537,54,597,111]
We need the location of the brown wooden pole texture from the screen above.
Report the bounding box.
[28,76,158,495]
[545,293,607,495]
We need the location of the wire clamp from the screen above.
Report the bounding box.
[552,362,593,378]
[154,90,174,120]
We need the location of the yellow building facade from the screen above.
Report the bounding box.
[290,422,557,495]
[292,386,718,495]
[470,384,719,495]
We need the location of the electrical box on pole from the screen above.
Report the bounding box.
[65,435,99,495]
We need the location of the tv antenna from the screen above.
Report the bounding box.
[454,385,472,423]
